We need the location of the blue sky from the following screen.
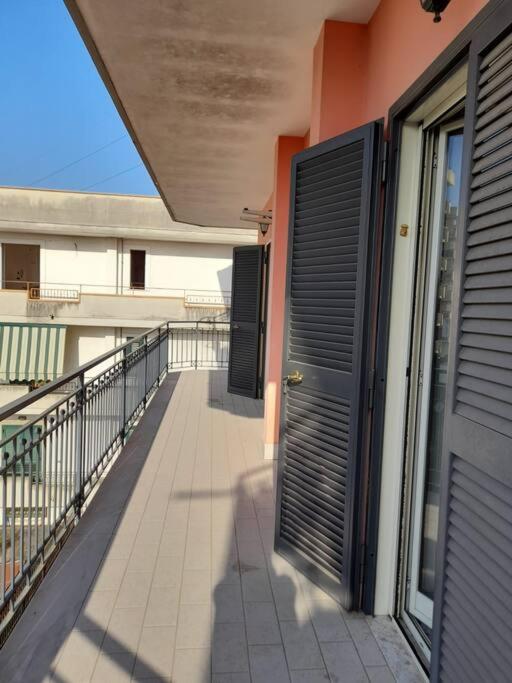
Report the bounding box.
[0,0,157,195]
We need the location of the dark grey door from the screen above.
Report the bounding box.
[431,10,512,681]
[275,122,383,609]
[228,245,264,398]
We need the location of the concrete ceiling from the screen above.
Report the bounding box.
[66,0,380,228]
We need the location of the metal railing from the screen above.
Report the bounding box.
[2,280,231,307]
[168,318,230,370]
[0,318,230,637]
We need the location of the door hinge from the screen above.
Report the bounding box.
[381,140,389,185]
[368,368,376,410]
[260,321,265,335]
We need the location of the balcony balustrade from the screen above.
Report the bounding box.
[0,325,419,682]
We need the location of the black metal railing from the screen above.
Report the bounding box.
[168,318,230,370]
[0,319,230,635]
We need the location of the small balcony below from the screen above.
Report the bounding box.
[0,370,421,683]
[0,283,231,328]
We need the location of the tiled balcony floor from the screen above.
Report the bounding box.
[0,371,424,683]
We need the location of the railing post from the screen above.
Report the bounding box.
[144,334,148,406]
[74,372,85,519]
[157,327,161,385]
[121,346,127,444]
[167,322,170,371]
[194,321,199,369]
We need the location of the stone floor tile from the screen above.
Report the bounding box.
[181,569,211,604]
[103,606,145,654]
[244,602,281,645]
[144,585,180,627]
[321,640,369,683]
[152,555,183,588]
[290,670,330,683]
[366,617,424,683]
[237,539,267,569]
[213,582,245,623]
[95,558,128,591]
[128,543,159,573]
[176,604,211,649]
[280,619,324,670]
[212,621,249,674]
[366,665,396,682]
[235,517,260,541]
[54,630,104,683]
[241,567,273,602]
[184,544,212,571]
[92,651,135,683]
[0,373,417,683]
[173,648,211,683]
[353,631,388,668]
[133,626,175,680]
[248,644,291,683]
[159,532,187,558]
[309,603,351,643]
[76,590,117,631]
[116,571,152,609]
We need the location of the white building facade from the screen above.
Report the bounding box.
[0,186,256,430]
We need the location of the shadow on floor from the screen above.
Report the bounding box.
[0,371,418,683]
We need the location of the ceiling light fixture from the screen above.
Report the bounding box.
[240,208,272,236]
[420,0,451,23]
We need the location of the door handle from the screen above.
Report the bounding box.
[231,323,240,330]
[285,370,303,386]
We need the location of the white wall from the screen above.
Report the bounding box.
[121,239,232,294]
[63,325,119,378]
[0,232,232,297]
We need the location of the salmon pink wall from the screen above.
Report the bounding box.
[263,136,303,456]
[310,21,368,145]
[364,0,488,123]
[262,0,489,453]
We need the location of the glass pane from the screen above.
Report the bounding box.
[418,131,463,600]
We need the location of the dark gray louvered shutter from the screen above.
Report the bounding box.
[431,12,512,682]
[227,245,264,398]
[275,122,383,609]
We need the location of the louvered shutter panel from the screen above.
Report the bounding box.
[275,122,383,609]
[431,14,512,682]
[227,245,264,398]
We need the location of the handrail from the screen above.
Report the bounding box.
[1,280,231,301]
[0,321,169,422]
[0,318,230,636]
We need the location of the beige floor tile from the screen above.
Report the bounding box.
[173,648,211,683]
[54,630,104,683]
[133,626,175,680]
[176,604,211,649]
[116,571,152,608]
[144,585,180,627]
[181,569,211,604]
[103,606,146,654]
[77,590,118,632]
[92,651,135,683]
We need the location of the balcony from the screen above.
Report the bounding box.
[0,331,420,682]
[0,281,231,327]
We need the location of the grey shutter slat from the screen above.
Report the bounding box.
[276,121,382,609]
[227,245,263,398]
[431,14,512,682]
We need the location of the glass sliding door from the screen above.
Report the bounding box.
[403,122,464,650]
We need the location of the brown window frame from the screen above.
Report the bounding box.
[130,249,146,290]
